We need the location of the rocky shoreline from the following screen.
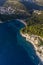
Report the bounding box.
[20,32,43,64]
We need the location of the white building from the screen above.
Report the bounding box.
[33,10,41,15]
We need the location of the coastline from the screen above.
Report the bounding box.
[16,19,27,26]
[20,32,43,64]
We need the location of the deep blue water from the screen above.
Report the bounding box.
[0,20,41,65]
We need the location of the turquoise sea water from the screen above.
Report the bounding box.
[0,20,42,65]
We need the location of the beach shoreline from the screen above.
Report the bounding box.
[20,32,43,64]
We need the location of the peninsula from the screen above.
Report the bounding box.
[20,10,43,63]
[0,0,43,64]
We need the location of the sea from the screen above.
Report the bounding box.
[0,20,42,65]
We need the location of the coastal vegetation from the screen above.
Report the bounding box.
[0,0,43,45]
[25,24,43,37]
[0,0,43,62]
[20,10,43,61]
[21,10,43,46]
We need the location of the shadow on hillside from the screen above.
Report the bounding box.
[20,1,43,13]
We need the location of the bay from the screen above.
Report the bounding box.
[0,20,40,65]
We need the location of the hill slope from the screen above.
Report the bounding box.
[3,0,26,10]
[0,0,30,21]
[34,0,43,6]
